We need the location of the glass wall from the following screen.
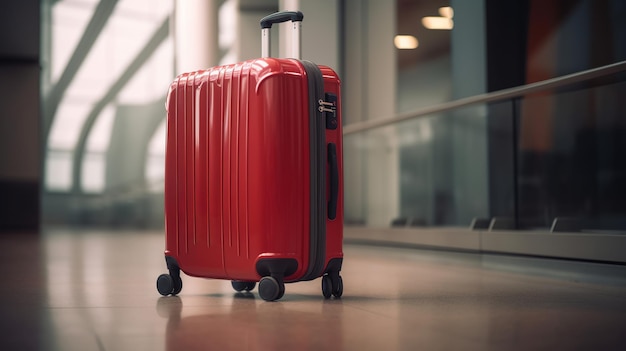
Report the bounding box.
[345,104,492,227]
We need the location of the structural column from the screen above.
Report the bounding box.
[450,0,489,225]
[174,0,220,74]
[343,0,398,227]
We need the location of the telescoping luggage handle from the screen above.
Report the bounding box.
[260,11,303,59]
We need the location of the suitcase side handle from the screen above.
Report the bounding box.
[328,143,339,220]
[260,11,304,59]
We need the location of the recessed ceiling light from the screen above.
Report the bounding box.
[422,17,454,30]
[394,35,419,49]
[439,6,454,19]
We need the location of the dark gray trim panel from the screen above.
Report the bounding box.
[0,180,40,232]
[481,230,626,264]
[344,226,481,251]
[345,226,626,264]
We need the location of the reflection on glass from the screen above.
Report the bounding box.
[517,80,626,231]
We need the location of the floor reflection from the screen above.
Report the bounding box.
[157,294,344,351]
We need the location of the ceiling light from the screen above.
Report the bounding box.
[422,17,454,30]
[439,6,454,19]
[394,35,419,49]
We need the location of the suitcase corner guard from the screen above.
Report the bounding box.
[255,258,299,280]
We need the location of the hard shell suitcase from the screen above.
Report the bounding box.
[156,11,344,301]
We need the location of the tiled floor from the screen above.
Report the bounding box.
[2,228,626,350]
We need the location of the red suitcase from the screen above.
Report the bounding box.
[156,11,343,301]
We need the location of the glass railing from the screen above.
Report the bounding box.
[343,61,626,234]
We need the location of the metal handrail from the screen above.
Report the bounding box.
[343,60,626,135]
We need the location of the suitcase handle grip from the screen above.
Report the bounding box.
[260,11,303,59]
[260,11,303,29]
[328,143,339,220]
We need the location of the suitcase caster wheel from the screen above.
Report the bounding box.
[277,282,285,300]
[322,275,332,299]
[259,276,282,301]
[232,281,256,292]
[246,282,257,292]
[232,281,247,292]
[172,275,183,295]
[157,274,174,296]
[332,275,343,298]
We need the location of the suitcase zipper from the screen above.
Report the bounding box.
[300,60,326,281]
